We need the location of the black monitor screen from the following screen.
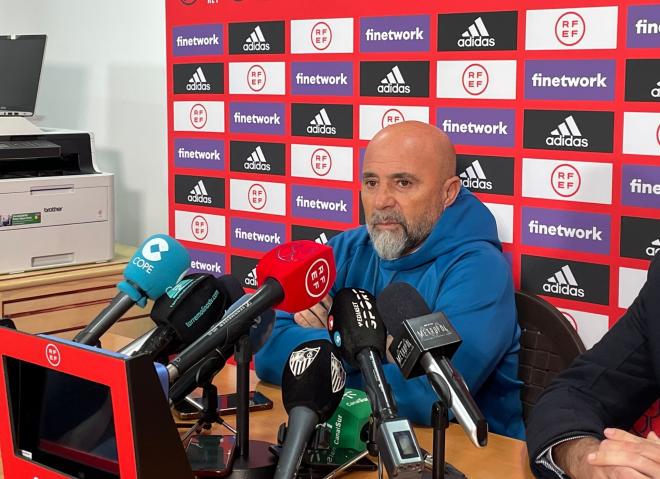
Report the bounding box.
[4,357,120,478]
[0,34,46,116]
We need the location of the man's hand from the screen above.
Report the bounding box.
[553,432,656,479]
[293,294,332,328]
[585,428,660,478]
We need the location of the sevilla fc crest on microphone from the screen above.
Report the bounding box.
[289,346,320,376]
[331,352,346,393]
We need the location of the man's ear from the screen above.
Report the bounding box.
[442,176,461,209]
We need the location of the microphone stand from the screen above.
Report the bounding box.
[227,335,277,479]
[424,372,466,479]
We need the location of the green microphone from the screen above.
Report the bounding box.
[324,388,372,452]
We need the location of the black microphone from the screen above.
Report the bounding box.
[166,241,335,383]
[328,288,424,477]
[168,293,276,405]
[378,282,488,448]
[0,317,16,330]
[119,274,244,361]
[274,339,346,479]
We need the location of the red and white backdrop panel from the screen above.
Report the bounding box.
[166,0,660,432]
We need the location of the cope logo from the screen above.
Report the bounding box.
[228,21,285,54]
[173,63,223,94]
[555,11,586,46]
[174,175,225,208]
[291,103,353,139]
[620,216,660,260]
[437,11,518,51]
[360,61,430,97]
[45,343,61,367]
[521,255,609,305]
[230,140,285,175]
[523,110,614,153]
[142,237,169,262]
[456,155,514,195]
[231,255,260,290]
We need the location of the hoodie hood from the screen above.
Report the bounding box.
[378,187,501,272]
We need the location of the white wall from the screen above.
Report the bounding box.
[0,1,168,246]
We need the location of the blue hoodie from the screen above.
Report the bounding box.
[255,188,525,439]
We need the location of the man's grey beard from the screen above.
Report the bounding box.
[366,209,437,260]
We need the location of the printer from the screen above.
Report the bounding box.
[0,118,114,274]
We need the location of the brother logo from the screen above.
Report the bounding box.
[44,207,63,213]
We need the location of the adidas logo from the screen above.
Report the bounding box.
[243,25,270,52]
[646,238,660,257]
[459,160,492,190]
[245,268,258,287]
[546,116,588,148]
[243,145,271,172]
[307,108,336,135]
[315,232,329,245]
[187,67,211,92]
[543,265,585,298]
[378,66,411,94]
[458,17,495,48]
[188,180,212,204]
[651,81,660,98]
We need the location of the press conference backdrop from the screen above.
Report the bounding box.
[166,0,660,433]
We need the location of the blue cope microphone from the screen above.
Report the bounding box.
[73,234,190,345]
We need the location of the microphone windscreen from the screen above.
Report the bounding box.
[150,273,230,345]
[282,339,346,422]
[327,288,386,367]
[120,234,190,305]
[216,274,245,305]
[377,282,431,338]
[256,240,335,312]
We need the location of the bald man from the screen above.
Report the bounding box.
[255,121,524,439]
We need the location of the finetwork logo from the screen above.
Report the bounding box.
[189,250,225,277]
[229,102,285,135]
[547,115,588,148]
[308,108,336,135]
[437,11,517,51]
[231,218,285,253]
[228,21,285,54]
[459,160,492,190]
[525,60,615,101]
[622,164,660,209]
[173,24,222,57]
[544,265,584,298]
[459,17,494,48]
[628,5,660,48]
[291,185,352,223]
[175,139,224,170]
[437,108,515,147]
[634,18,660,36]
[360,15,430,52]
[441,118,509,135]
[291,62,353,96]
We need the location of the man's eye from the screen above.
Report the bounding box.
[397,179,411,187]
[364,180,377,188]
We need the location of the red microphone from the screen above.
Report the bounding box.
[167,240,335,382]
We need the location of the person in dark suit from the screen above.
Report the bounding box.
[526,254,660,478]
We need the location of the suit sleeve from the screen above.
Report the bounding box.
[526,255,660,478]
[381,249,519,426]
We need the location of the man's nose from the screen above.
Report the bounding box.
[373,185,396,210]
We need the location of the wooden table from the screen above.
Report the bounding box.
[0,334,534,478]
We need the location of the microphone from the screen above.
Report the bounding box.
[274,339,346,479]
[73,234,190,345]
[168,293,276,405]
[377,282,488,448]
[166,240,335,383]
[328,288,424,477]
[119,274,244,360]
